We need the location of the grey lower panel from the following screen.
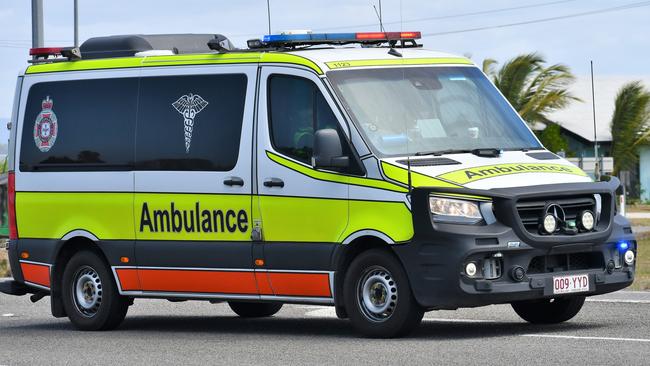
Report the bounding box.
[135,240,252,269]
[262,242,337,271]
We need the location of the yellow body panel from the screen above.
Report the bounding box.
[325,57,473,70]
[26,52,323,75]
[438,163,589,185]
[16,192,135,240]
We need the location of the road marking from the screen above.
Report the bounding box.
[522,334,650,343]
[305,307,496,323]
[586,298,650,304]
[423,317,494,323]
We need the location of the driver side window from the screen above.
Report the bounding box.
[268,74,341,164]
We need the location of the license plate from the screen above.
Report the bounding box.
[553,274,589,294]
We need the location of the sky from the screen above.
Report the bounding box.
[0,0,648,141]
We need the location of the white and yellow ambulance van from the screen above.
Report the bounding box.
[0,32,636,337]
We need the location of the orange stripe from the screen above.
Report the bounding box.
[254,272,274,295]
[116,268,141,291]
[268,272,331,297]
[137,269,258,294]
[20,262,50,287]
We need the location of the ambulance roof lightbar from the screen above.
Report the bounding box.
[253,31,421,48]
[29,47,81,62]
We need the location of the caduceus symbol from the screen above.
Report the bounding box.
[172,93,209,153]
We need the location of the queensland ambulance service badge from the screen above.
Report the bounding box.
[33,96,58,152]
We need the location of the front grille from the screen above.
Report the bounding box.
[516,195,596,234]
[527,252,604,274]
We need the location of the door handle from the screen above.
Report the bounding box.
[263,177,285,188]
[223,176,244,187]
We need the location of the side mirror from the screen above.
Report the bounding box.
[313,129,349,169]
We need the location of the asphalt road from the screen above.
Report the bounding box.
[1,291,649,366]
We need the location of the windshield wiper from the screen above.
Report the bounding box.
[414,149,472,156]
[415,148,501,157]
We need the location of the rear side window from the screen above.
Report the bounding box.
[268,75,342,164]
[20,78,138,171]
[136,74,247,171]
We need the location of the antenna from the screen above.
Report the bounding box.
[407,156,413,193]
[74,0,79,48]
[266,0,272,34]
[590,60,600,180]
[373,1,385,32]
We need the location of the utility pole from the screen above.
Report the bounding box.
[74,0,79,47]
[590,60,600,180]
[31,0,44,55]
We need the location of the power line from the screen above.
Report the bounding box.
[313,0,581,31]
[226,0,583,38]
[423,1,650,37]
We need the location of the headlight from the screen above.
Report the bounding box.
[429,196,483,224]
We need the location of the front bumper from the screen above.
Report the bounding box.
[393,178,636,310]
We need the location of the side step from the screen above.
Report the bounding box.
[0,280,30,296]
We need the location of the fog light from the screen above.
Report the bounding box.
[465,262,478,277]
[542,214,557,234]
[624,250,635,265]
[578,210,595,231]
[511,266,526,282]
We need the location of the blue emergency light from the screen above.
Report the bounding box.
[255,31,421,47]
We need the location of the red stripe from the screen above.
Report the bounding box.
[115,268,141,291]
[268,272,331,297]
[137,269,259,294]
[114,268,332,298]
[255,272,274,295]
[20,262,50,287]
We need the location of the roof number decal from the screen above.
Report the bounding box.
[33,96,58,152]
[172,93,209,153]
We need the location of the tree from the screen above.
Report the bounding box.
[483,53,580,125]
[610,81,650,175]
[536,123,569,154]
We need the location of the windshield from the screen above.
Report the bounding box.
[327,66,541,157]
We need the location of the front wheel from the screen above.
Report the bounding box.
[61,250,129,330]
[228,302,283,318]
[343,249,424,338]
[511,296,585,324]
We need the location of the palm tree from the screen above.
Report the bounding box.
[482,53,580,124]
[610,81,650,175]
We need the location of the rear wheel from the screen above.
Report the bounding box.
[511,296,585,324]
[61,250,129,330]
[343,249,423,338]
[228,302,283,318]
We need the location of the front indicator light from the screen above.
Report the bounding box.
[624,250,635,265]
[429,196,483,224]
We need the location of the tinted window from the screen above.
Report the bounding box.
[268,75,343,164]
[20,78,137,171]
[136,74,247,171]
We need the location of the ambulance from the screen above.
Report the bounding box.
[0,32,636,337]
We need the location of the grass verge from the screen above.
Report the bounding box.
[0,249,10,277]
[631,233,650,290]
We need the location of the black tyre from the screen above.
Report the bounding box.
[343,249,424,338]
[61,250,129,330]
[228,302,283,318]
[511,296,586,324]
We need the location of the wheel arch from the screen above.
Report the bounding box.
[333,233,397,317]
[50,231,108,318]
